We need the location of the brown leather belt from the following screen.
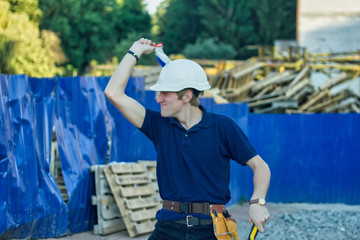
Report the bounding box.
[163,200,226,215]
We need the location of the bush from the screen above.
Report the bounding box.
[182,38,237,60]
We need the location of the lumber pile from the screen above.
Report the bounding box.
[131,51,360,114]
[208,59,360,113]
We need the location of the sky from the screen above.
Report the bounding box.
[143,0,163,14]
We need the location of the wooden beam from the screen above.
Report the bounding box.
[232,62,263,80]
[299,89,330,111]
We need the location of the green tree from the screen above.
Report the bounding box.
[182,38,236,59]
[198,0,258,58]
[8,0,42,23]
[0,0,64,77]
[39,0,151,73]
[156,0,203,54]
[250,0,296,44]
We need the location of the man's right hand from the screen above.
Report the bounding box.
[129,38,155,58]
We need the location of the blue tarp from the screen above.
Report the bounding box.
[53,76,109,233]
[0,75,67,238]
[1,74,359,238]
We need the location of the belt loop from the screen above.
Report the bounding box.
[180,202,188,214]
[188,202,192,213]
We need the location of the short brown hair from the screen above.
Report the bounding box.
[176,88,201,107]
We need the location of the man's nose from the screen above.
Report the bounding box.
[156,93,163,103]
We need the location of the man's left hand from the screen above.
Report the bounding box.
[248,204,270,232]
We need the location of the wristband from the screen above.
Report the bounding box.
[127,50,139,62]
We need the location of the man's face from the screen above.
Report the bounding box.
[156,91,184,117]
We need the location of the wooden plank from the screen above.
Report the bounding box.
[138,160,157,167]
[252,71,293,92]
[125,197,159,210]
[288,65,309,88]
[292,85,314,102]
[110,163,147,174]
[319,72,348,90]
[324,97,359,112]
[134,220,157,235]
[306,92,346,112]
[220,71,231,89]
[94,218,126,235]
[285,78,311,98]
[115,174,150,185]
[253,100,298,113]
[351,103,360,113]
[99,202,119,220]
[120,186,154,198]
[220,81,255,98]
[98,178,111,195]
[248,96,285,108]
[252,85,276,100]
[129,209,158,222]
[232,62,263,80]
[299,89,330,111]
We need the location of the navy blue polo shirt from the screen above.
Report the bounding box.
[139,105,257,221]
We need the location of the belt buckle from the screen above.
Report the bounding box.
[186,215,193,227]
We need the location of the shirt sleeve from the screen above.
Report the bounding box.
[224,118,258,166]
[138,108,162,146]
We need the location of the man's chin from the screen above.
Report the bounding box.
[160,111,170,117]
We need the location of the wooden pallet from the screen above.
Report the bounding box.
[90,165,126,235]
[103,163,160,237]
[138,160,162,206]
[50,138,69,202]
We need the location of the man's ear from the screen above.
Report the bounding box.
[183,90,193,103]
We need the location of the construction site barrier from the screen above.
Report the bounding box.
[0,74,359,238]
[249,113,360,204]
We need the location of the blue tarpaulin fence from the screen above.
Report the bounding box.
[0,74,359,238]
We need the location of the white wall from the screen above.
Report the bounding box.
[298,0,360,94]
[298,0,360,53]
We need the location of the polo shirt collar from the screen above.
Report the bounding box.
[169,105,213,129]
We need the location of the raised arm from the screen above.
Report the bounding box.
[104,38,155,128]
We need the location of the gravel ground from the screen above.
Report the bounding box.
[43,203,360,240]
[237,206,360,240]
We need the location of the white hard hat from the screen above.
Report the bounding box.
[150,59,211,92]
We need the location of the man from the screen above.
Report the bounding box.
[105,38,270,240]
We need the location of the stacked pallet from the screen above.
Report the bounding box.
[102,162,161,237]
[90,165,126,235]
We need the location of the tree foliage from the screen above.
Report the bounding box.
[1,0,297,76]
[198,0,258,58]
[182,38,236,60]
[0,0,64,77]
[39,0,151,73]
[156,0,203,54]
[250,0,297,45]
[155,0,296,59]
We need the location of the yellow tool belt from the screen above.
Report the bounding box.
[210,209,239,240]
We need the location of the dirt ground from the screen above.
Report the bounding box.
[42,203,360,240]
